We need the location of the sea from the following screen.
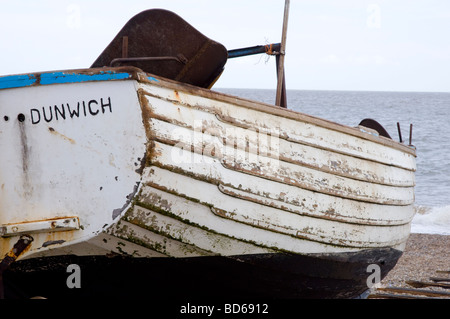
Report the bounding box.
[218,88,450,236]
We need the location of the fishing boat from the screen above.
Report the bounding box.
[0,7,416,299]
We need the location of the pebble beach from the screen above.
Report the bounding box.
[379,233,450,288]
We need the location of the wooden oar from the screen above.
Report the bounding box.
[371,286,450,299]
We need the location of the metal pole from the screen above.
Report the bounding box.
[276,0,290,107]
[397,122,403,143]
[227,43,281,59]
[409,123,413,146]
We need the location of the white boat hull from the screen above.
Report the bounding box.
[0,67,416,298]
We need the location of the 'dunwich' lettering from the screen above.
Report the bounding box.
[30,97,112,124]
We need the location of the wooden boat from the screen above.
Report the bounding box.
[0,9,416,299]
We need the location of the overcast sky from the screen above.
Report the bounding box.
[1,0,449,92]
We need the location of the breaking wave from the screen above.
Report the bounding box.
[411,205,450,235]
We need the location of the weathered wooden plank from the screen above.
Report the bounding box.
[436,270,450,274]
[368,293,444,299]
[141,89,416,172]
[375,287,450,298]
[147,111,415,187]
[144,158,414,227]
[148,123,415,206]
[137,74,416,158]
[139,167,411,249]
[147,142,415,225]
[430,277,450,283]
[110,205,276,257]
[407,280,450,289]
[109,220,215,257]
[136,184,385,254]
[150,137,415,209]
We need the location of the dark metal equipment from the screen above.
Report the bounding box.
[92,9,228,89]
[0,235,33,299]
[359,119,392,139]
[92,7,290,107]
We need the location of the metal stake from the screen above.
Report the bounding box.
[397,122,403,143]
[409,123,413,146]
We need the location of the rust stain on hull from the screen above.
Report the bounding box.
[48,127,76,144]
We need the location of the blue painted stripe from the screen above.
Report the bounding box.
[147,76,160,83]
[0,74,38,89]
[39,71,132,85]
[0,70,134,90]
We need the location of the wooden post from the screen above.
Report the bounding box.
[276,54,287,108]
[275,0,290,108]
